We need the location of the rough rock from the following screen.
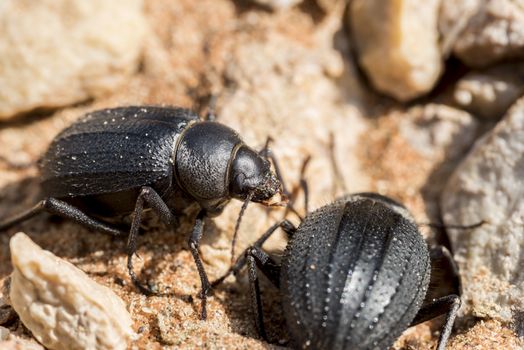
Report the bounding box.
[452,0,524,68]
[368,104,479,226]
[442,96,524,323]
[438,0,480,55]
[349,0,442,101]
[0,337,45,350]
[400,104,479,160]
[251,0,302,9]
[0,0,146,120]
[453,63,524,120]
[9,233,134,350]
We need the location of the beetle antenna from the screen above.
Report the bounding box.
[285,155,311,220]
[418,220,486,230]
[329,132,346,197]
[231,191,254,265]
[259,137,303,220]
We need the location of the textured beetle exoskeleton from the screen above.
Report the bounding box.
[282,194,430,349]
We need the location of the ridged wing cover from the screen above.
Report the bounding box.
[40,106,198,198]
[281,196,430,350]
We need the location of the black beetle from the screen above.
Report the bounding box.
[215,192,469,350]
[0,105,285,319]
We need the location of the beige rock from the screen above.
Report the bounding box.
[442,96,524,322]
[349,0,442,101]
[400,104,479,221]
[9,233,134,350]
[453,0,524,67]
[401,104,478,160]
[251,0,302,9]
[438,0,480,55]
[0,326,8,340]
[0,337,45,350]
[453,64,524,120]
[0,0,146,120]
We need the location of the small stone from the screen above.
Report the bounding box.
[349,0,442,101]
[0,326,9,340]
[401,104,478,159]
[9,233,134,350]
[0,337,45,350]
[0,0,146,120]
[453,0,524,67]
[442,96,524,322]
[453,63,524,120]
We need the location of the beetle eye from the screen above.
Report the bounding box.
[231,173,248,197]
[229,145,268,199]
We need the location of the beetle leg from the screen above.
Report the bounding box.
[247,252,267,340]
[0,197,124,236]
[408,245,462,349]
[428,246,462,299]
[248,246,281,287]
[298,155,310,214]
[127,186,177,296]
[188,209,211,320]
[247,246,282,340]
[204,94,217,121]
[410,294,461,350]
[258,140,289,199]
[211,219,296,287]
[328,132,347,196]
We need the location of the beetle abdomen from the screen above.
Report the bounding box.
[40,106,197,198]
[281,194,430,350]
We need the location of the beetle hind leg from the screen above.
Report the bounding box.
[410,294,461,350]
[0,201,45,231]
[410,245,462,350]
[0,197,124,236]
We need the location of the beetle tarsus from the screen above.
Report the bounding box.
[0,197,125,236]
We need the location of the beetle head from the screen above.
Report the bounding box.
[229,145,284,206]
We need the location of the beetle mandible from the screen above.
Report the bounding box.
[0,105,285,319]
[215,191,470,350]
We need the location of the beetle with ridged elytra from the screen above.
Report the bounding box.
[214,191,477,350]
[0,105,286,319]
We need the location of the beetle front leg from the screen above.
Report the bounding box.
[127,186,177,295]
[211,219,296,287]
[247,246,282,340]
[188,209,211,320]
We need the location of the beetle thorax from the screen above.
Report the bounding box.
[174,121,242,211]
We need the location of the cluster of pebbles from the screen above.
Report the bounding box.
[0,0,523,349]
